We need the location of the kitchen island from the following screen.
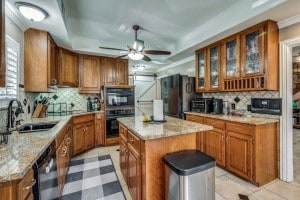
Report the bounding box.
[117,116,213,200]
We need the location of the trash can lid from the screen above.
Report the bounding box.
[162,150,216,176]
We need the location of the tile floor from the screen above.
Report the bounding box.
[294,128,300,184]
[74,146,300,200]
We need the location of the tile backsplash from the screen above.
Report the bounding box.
[0,88,37,129]
[203,91,280,119]
[38,88,100,112]
[0,88,100,130]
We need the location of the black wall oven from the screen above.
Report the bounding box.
[106,109,135,138]
[106,87,134,108]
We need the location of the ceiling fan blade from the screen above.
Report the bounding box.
[144,50,171,55]
[99,46,128,51]
[116,54,128,59]
[142,54,151,62]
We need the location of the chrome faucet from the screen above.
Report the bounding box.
[7,99,24,130]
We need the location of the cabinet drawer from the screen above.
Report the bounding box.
[127,130,141,153]
[186,114,204,123]
[227,122,253,135]
[73,114,95,124]
[119,124,127,141]
[18,169,35,200]
[95,113,103,120]
[205,118,225,130]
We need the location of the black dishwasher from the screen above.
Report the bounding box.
[33,142,58,200]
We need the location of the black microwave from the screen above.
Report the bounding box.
[105,87,135,108]
[251,98,282,115]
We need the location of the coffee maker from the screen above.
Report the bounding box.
[212,98,223,114]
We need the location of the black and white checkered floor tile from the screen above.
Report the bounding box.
[61,155,125,200]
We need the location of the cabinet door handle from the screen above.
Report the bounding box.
[66,137,71,144]
[235,127,240,131]
[62,146,68,156]
[221,135,224,142]
[23,179,36,190]
[129,138,134,142]
[125,149,128,153]
[226,137,229,144]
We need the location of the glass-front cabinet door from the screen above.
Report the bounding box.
[241,25,265,76]
[195,49,206,92]
[222,35,240,79]
[208,44,221,90]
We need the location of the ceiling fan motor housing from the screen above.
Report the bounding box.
[133,39,144,51]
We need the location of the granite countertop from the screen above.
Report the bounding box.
[184,112,279,125]
[0,111,104,183]
[117,116,213,140]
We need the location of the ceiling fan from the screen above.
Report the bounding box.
[99,25,171,62]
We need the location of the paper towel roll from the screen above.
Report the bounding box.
[153,100,164,121]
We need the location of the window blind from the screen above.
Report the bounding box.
[0,35,20,99]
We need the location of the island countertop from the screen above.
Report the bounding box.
[117,116,213,140]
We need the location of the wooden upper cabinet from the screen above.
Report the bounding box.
[0,0,5,87]
[241,24,265,77]
[207,43,221,91]
[103,57,116,85]
[79,55,101,93]
[116,59,128,85]
[24,29,57,92]
[195,48,206,92]
[48,36,58,86]
[58,48,78,87]
[195,20,278,92]
[102,57,128,86]
[222,34,240,80]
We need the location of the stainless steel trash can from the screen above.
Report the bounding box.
[163,150,216,200]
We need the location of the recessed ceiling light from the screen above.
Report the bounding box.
[16,2,48,22]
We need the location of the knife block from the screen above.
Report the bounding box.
[32,104,48,118]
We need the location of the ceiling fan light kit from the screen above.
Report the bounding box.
[128,51,144,60]
[99,25,171,62]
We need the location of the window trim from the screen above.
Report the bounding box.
[0,35,20,100]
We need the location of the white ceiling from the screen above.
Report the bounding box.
[5,0,300,75]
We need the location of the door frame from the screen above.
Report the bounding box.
[280,36,300,182]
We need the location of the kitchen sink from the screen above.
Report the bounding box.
[17,122,58,133]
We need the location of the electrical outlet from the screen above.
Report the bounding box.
[247,105,251,111]
[231,103,236,110]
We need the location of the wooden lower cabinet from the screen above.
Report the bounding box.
[72,114,95,156]
[73,123,85,155]
[119,125,142,200]
[127,145,141,200]
[225,131,252,180]
[185,113,278,186]
[84,121,95,150]
[95,113,105,146]
[56,122,73,197]
[204,128,225,167]
[17,169,35,200]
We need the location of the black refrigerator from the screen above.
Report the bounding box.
[161,74,201,119]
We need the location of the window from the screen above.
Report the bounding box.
[0,35,20,99]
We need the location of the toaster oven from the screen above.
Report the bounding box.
[191,98,213,113]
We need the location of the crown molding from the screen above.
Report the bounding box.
[156,55,194,73]
[277,14,300,29]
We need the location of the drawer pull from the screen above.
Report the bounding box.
[235,127,240,131]
[23,179,36,190]
[129,138,134,142]
[62,146,67,156]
